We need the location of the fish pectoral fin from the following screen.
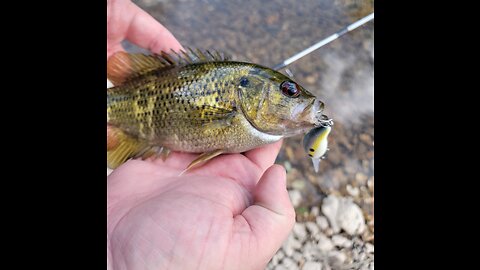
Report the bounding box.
[180,149,225,175]
[107,126,150,169]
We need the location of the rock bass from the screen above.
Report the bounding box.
[107,49,327,171]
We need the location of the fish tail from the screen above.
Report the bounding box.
[107,125,151,169]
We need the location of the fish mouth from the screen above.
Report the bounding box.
[299,99,331,126]
[311,99,334,127]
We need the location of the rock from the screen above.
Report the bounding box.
[303,241,323,261]
[282,234,295,257]
[305,221,320,236]
[292,251,303,263]
[291,179,306,190]
[282,234,301,256]
[316,216,329,231]
[289,190,303,208]
[365,243,374,253]
[293,223,308,242]
[355,172,368,184]
[317,233,334,252]
[302,261,323,270]
[282,257,298,270]
[271,250,285,266]
[332,235,352,248]
[328,250,347,266]
[310,206,320,216]
[274,265,288,270]
[321,195,341,233]
[346,184,360,197]
[321,195,366,235]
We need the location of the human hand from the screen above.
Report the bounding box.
[107,140,296,270]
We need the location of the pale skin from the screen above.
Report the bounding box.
[107,0,296,269]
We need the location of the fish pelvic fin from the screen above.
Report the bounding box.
[179,149,225,176]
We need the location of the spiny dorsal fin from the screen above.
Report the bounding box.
[107,49,232,86]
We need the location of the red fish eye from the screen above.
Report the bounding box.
[280,81,300,98]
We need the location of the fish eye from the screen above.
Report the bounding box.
[240,77,250,87]
[280,81,300,98]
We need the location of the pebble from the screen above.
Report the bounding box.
[293,223,308,242]
[332,235,353,248]
[365,243,374,253]
[321,195,341,233]
[305,221,320,236]
[328,250,347,266]
[282,234,302,256]
[322,195,366,235]
[271,250,284,265]
[282,257,298,270]
[302,261,323,270]
[355,172,369,184]
[289,190,303,208]
[274,265,288,270]
[310,206,320,216]
[292,251,303,263]
[316,216,330,231]
[303,242,322,260]
[317,233,334,252]
[346,184,360,197]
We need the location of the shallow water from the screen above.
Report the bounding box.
[129,0,374,230]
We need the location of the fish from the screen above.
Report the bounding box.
[107,48,328,172]
[303,125,332,173]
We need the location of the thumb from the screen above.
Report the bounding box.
[241,165,296,262]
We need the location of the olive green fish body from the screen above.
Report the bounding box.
[108,62,282,153]
[106,49,325,169]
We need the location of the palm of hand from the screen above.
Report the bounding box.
[107,141,295,270]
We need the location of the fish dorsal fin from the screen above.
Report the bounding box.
[107,51,170,86]
[107,49,232,86]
